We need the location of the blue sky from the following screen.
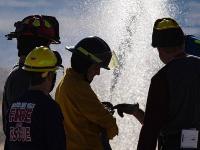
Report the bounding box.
[0,0,200,68]
[0,0,105,68]
[175,0,200,35]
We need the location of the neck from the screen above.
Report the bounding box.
[84,73,92,83]
[29,84,49,95]
[167,51,186,64]
[173,51,186,59]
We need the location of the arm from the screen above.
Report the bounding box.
[2,88,8,134]
[74,86,118,139]
[132,108,145,125]
[113,103,145,124]
[137,72,168,150]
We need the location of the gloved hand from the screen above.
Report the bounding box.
[102,102,114,115]
[113,103,139,117]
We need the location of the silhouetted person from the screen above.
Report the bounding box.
[55,36,118,150]
[2,15,60,134]
[4,46,66,150]
[137,18,200,150]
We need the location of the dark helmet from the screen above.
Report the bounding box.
[5,15,60,44]
[152,18,185,48]
[66,36,112,70]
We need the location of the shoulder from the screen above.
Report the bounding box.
[46,98,63,119]
[167,56,200,76]
[6,66,28,81]
[44,95,62,113]
[167,56,200,67]
[35,93,62,116]
[6,66,20,79]
[152,65,168,82]
[61,71,93,95]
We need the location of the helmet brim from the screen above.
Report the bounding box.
[65,46,76,52]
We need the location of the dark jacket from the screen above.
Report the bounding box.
[137,56,200,150]
[2,66,30,133]
[4,90,66,150]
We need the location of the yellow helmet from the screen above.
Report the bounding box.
[152,18,184,47]
[23,46,58,72]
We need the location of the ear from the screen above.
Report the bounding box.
[88,64,100,73]
[41,72,49,78]
[41,72,53,82]
[46,72,54,80]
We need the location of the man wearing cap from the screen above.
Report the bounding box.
[137,18,200,150]
[55,36,118,150]
[4,46,66,150]
[2,15,61,134]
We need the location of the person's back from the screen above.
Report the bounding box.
[137,18,200,150]
[4,46,66,150]
[2,15,60,133]
[56,68,117,149]
[158,56,200,149]
[6,90,65,150]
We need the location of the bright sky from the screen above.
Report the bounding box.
[0,1,200,149]
[0,0,200,68]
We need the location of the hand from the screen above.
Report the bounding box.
[113,103,139,117]
[102,102,114,115]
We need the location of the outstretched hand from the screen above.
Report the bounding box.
[113,103,139,117]
[113,103,144,124]
[102,102,114,115]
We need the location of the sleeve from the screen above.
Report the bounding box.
[2,68,30,134]
[45,102,66,150]
[2,74,12,134]
[74,85,118,139]
[137,71,169,150]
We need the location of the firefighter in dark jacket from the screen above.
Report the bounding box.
[137,18,200,150]
[2,15,61,134]
[4,46,66,150]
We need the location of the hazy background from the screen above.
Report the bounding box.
[0,0,200,149]
[0,0,200,68]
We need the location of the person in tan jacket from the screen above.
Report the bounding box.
[56,36,118,150]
